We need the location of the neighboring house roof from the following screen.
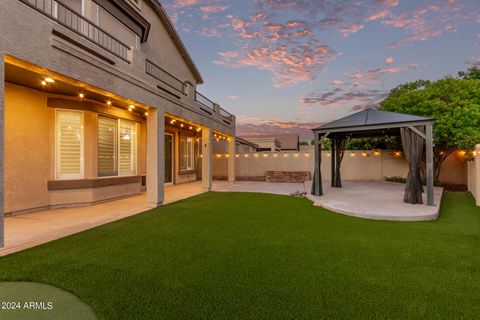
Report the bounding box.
[147,1,204,84]
[240,134,300,150]
[236,137,258,149]
[313,109,433,132]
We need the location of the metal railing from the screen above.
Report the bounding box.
[219,107,233,120]
[146,60,185,95]
[19,0,131,62]
[195,91,215,111]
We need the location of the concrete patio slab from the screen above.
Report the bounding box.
[305,180,443,221]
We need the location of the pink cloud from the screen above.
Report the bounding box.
[215,40,337,87]
[386,56,394,64]
[228,95,240,101]
[200,5,228,13]
[340,23,364,37]
[331,80,343,85]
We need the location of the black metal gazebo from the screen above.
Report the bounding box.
[311,109,435,206]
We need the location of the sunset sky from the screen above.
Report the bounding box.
[162,0,480,140]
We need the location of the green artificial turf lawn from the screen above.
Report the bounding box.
[0,192,479,319]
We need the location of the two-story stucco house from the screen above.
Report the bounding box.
[0,0,236,247]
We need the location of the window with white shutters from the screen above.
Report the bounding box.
[56,110,84,179]
[98,116,118,177]
[98,116,137,177]
[119,119,136,176]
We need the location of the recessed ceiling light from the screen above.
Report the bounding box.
[41,80,47,86]
[44,77,55,83]
[107,100,112,106]
[129,105,135,109]
[79,93,85,98]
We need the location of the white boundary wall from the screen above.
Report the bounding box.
[214,150,466,185]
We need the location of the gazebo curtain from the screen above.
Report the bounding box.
[332,138,346,188]
[401,127,424,204]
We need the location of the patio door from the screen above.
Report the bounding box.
[165,133,174,185]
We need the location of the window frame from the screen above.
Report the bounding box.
[179,135,195,172]
[55,109,85,180]
[97,115,138,178]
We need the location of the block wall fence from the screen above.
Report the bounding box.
[213,150,467,185]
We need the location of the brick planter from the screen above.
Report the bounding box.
[265,171,310,183]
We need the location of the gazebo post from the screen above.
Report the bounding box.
[331,138,335,187]
[426,124,434,205]
[312,132,323,196]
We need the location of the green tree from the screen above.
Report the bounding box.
[380,77,480,179]
[459,66,480,80]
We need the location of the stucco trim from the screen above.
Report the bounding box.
[47,98,144,122]
[47,176,142,190]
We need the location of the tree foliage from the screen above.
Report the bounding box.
[380,77,480,179]
[458,66,480,80]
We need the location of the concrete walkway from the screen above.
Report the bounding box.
[0,181,210,257]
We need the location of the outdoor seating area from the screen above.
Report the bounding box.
[306,180,443,221]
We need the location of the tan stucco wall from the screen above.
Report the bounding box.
[5,83,147,214]
[5,83,52,213]
[213,150,466,185]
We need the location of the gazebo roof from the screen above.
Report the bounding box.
[313,109,433,134]
[313,109,434,131]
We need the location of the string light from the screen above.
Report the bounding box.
[106,100,112,106]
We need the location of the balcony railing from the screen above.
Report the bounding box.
[219,107,233,120]
[19,0,131,62]
[146,60,185,95]
[195,91,215,111]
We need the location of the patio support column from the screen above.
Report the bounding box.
[202,127,212,190]
[0,53,4,248]
[146,108,164,207]
[426,124,434,206]
[312,132,322,196]
[227,136,235,183]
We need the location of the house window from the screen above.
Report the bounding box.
[56,110,84,180]
[179,136,194,171]
[98,116,137,177]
